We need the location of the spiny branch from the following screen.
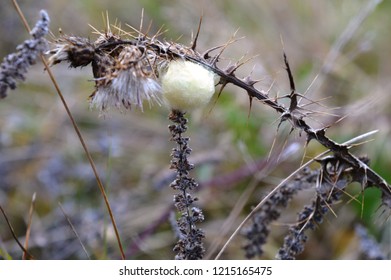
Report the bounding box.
[46,24,391,201]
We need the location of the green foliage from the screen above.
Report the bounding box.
[218,93,267,157]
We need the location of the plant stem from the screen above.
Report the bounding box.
[168,109,205,260]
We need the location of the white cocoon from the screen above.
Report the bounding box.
[161,60,216,111]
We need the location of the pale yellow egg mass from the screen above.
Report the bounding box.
[161,60,217,111]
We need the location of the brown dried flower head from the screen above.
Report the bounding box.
[90,43,162,111]
[46,36,95,68]
[45,14,223,114]
[47,31,162,111]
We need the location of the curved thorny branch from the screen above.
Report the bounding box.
[47,25,390,194]
[186,50,390,200]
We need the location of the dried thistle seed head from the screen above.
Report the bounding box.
[46,36,95,67]
[89,46,162,111]
[161,60,217,111]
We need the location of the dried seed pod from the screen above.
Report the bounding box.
[89,46,162,111]
[47,36,95,67]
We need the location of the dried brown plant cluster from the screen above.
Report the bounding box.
[0,10,49,98]
[168,110,205,259]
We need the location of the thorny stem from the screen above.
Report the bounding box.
[92,36,388,198]
[43,7,391,198]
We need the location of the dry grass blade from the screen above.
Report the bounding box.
[22,192,36,260]
[11,0,126,260]
[312,0,383,93]
[58,203,91,260]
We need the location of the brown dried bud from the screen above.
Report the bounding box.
[47,36,95,67]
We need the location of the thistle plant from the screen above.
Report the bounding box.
[1,2,391,260]
[45,14,218,259]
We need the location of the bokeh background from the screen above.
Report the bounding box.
[0,0,390,259]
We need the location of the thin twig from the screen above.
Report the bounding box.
[0,204,34,260]
[11,0,126,259]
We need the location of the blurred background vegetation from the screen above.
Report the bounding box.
[0,0,390,259]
